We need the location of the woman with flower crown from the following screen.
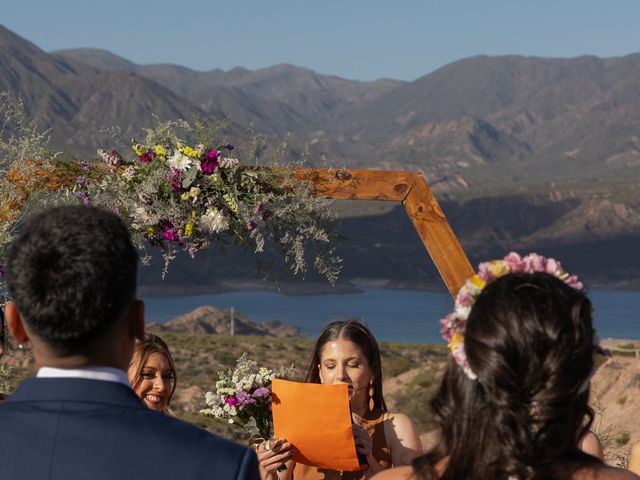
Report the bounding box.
[257,319,423,480]
[373,252,636,480]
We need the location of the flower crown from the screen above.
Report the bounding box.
[440,252,590,381]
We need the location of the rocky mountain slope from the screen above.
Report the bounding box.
[2,25,640,285]
[147,305,303,338]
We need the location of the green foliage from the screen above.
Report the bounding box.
[615,431,630,446]
[0,92,60,167]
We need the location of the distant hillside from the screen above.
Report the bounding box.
[147,305,304,338]
[2,25,640,286]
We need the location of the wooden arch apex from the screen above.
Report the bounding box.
[293,168,474,297]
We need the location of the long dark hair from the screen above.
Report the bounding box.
[304,319,387,412]
[413,273,599,480]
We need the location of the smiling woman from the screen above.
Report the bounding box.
[127,333,177,414]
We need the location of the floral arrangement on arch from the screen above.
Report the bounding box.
[200,353,295,446]
[0,109,342,290]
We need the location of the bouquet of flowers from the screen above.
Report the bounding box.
[0,111,342,291]
[200,353,295,446]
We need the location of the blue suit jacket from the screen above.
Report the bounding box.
[0,377,259,480]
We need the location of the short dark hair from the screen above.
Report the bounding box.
[6,205,138,355]
[304,319,387,411]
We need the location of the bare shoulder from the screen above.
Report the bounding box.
[385,412,418,431]
[575,464,640,480]
[371,465,416,480]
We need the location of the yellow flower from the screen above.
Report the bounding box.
[470,275,486,290]
[154,145,167,160]
[189,187,201,198]
[182,146,201,158]
[132,144,144,156]
[184,222,194,237]
[146,226,156,235]
[211,173,221,185]
[449,332,464,350]
[181,192,190,201]
[488,260,509,278]
[223,193,239,213]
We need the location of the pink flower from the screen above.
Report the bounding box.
[523,253,546,273]
[139,150,156,163]
[456,288,475,308]
[564,275,584,291]
[503,252,524,272]
[477,262,493,281]
[545,258,561,276]
[225,396,240,407]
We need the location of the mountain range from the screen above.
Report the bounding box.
[1,24,639,288]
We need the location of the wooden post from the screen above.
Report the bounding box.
[294,168,474,296]
[402,176,474,296]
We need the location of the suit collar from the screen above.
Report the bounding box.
[5,377,145,408]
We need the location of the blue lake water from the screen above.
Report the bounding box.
[142,288,640,344]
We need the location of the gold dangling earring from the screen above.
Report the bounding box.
[368,380,375,412]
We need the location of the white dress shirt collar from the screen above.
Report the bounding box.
[37,366,131,388]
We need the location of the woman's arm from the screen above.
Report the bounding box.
[384,413,423,467]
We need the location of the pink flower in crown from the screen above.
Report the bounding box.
[456,287,475,308]
[564,275,584,291]
[523,253,546,273]
[545,257,562,276]
[477,261,493,282]
[439,314,456,342]
[503,252,524,272]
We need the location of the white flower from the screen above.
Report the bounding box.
[133,207,150,223]
[189,187,201,202]
[200,208,229,234]
[122,166,137,179]
[167,151,193,172]
[219,157,239,169]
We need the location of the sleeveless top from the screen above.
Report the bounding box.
[290,408,392,479]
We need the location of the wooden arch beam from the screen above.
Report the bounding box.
[293,168,474,297]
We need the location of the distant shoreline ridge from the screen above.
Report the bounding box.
[137,277,640,297]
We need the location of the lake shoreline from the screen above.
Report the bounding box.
[138,277,640,297]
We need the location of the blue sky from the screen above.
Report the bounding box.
[2,0,640,81]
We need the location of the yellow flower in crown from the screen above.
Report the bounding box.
[487,260,510,278]
[448,331,464,351]
[154,145,167,160]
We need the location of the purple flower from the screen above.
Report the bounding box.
[168,168,184,192]
[78,160,92,172]
[201,151,219,174]
[224,143,234,151]
[246,220,257,231]
[76,176,87,187]
[74,191,91,205]
[235,391,257,406]
[252,387,271,398]
[139,150,156,163]
[161,220,180,242]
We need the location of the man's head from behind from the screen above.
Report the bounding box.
[5,205,142,367]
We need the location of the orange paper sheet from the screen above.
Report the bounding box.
[272,378,365,472]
